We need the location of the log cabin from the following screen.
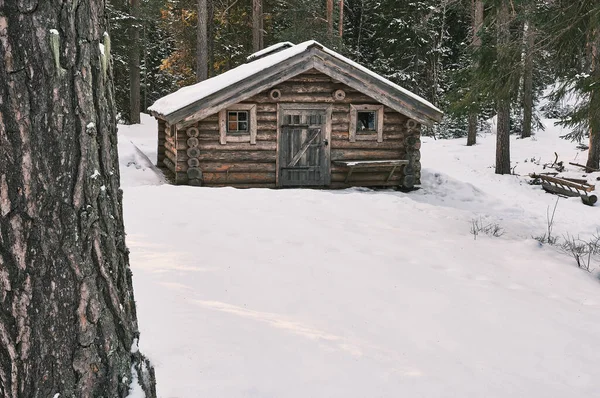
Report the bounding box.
[148,41,443,189]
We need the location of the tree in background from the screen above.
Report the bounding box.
[544,0,600,169]
[0,1,155,396]
[108,0,176,121]
[253,0,264,52]
[130,0,142,123]
[494,0,512,174]
[197,0,209,81]
[467,0,483,146]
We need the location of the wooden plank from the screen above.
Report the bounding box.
[199,142,277,151]
[349,105,357,143]
[205,183,277,189]
[331,149,404,161]
[333,160,409,167]
[330,140,403,150]
[203,172,276,184]
[331,172,403,183]
[218,110,227,145]
[163,157,176,173]
[225,135,251,143]
[181,151,277,163]
[533,174,595,192]
[197,163,276,173]
[328,181,401,189]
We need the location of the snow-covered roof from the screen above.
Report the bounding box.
[247,42,294,62]
[149,41,443,125]
[149,42,316,117]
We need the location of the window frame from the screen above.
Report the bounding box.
[349,104,384,143]
[227,110,250,134]
[219,104,257,145]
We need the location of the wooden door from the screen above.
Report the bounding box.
[278,109,330,187]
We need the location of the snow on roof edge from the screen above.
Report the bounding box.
[149,40,442,119]
[247,42,295,61]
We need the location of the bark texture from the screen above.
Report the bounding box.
[0,1,156,397]
[522,21,535,139]
[495,0,511,174]
[129,0,141,124]
[467,0,483,147]
[327,0,334,38]
[252,0,263,53]
[338,0,344,38]
[197,0,208,81]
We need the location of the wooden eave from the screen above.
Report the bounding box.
[150,45,443,128]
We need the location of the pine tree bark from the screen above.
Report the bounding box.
[339,0,344,37]
[129,0,141,124]
[208,0,215,77]
[327,0,334,38]
[0,2,156,397]
[467,0,483,146]
[495,0,511,174]
[522,21,535,139]
[252,0,263,53]
[197,0,209,81]
[587,28,600,169]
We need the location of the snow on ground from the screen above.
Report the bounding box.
[119,115,600,398]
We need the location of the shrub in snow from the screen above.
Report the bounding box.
[470,217,504,240]
[561,233,600,273]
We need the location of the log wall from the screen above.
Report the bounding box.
[167,69,422,188]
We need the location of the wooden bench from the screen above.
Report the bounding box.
[334,160,409,183]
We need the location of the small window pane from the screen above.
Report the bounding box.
[358,111,376,131]
[227,110,250,133]
[293,115,300,125]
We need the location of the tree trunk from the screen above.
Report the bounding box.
[495,0,511,174]
[327,0,334,38]
[339,0,344,38]
[197,0,209,81]
[522,21,535,138]
[587,28,600,169]
[129,0,141,124]
[496,100,512,174]
[0,2,156,397]
[467,0,483,146]
[252,0,263,53]
[208,0,215,77]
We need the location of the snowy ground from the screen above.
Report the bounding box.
[119,114,600,398]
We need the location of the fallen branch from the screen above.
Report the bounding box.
[569,162,600,173]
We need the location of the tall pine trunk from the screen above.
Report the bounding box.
[339,0,344,38]
[208,0,215,77]
[588,28,600,169]
[327,0,334,38]
[467,0,483,146]
[197,0,209,81]
[495,0,511,174]
[252,0,263,53]
[521,21,535,139]
[129,0,141,124]
[0,1,155,397]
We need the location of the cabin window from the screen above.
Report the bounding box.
[357,111,377,132]
[227,111,249,133]
[219,104,257,145]
[350,104,384,143]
